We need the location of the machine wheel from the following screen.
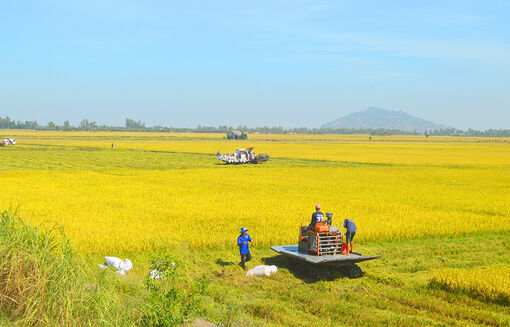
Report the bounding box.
[344,264,363,279]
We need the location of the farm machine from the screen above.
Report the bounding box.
[0,137,16,147]
[271,213,381,278]
[217,147,269,164]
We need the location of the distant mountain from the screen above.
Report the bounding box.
[321,107,447,132]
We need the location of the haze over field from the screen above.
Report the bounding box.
[1,1,510,129]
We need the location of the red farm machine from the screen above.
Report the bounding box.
[271,212,381,278]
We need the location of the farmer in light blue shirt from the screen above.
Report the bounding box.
[237,227,252,270]
[343,219,357,254]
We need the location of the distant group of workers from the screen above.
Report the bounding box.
[217,150,241,158]
[217,149,254,163]
[237,204,357,271]
[217,150,246,163]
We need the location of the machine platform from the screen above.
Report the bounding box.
[270,245,381,267]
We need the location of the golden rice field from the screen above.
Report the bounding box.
[2,130,510,326]
[429,266,510,305]
[1,130,509,254]
[7,130,510,167]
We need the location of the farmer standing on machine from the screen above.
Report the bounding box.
[237,227,252,271]
[343,218,357,253]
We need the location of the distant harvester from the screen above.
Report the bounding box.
[0,137,16,147]
[217,147,269,164]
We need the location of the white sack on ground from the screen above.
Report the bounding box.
[121,259,133,272]
[104,257,123,269]
[150,269,162,279]
[246,265,278,277]
[103,257,133,272]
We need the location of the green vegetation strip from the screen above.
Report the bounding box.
[1,208,508,326]
[2,143,496,170]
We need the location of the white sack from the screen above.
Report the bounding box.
[104,257,123,269]
[245,265,278,277]
[150,269,162,279]
[253,265,278,274]
[98,264,108,270]
[121,259,133,272]
[104,257,133,272]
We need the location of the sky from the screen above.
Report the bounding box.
[1,0,509,129]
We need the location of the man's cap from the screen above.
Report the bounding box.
[240,227,248,233]
[315,204,321,210]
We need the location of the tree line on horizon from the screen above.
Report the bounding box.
[1,115,509,137]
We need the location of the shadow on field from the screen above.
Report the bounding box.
[216,258,235,267]
[262,255,347,284]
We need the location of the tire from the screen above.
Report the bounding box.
[344,264,363,279]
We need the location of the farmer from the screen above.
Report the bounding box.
[237,227,252,270]
[307,204,324,230]
[343,218,357,253]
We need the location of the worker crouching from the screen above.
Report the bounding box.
[237,227,252,271]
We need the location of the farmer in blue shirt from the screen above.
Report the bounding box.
[237,227,252,270]
[307,204,325,230]
[343,219,357,253]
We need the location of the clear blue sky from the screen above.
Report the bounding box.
[1,0,509,129]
